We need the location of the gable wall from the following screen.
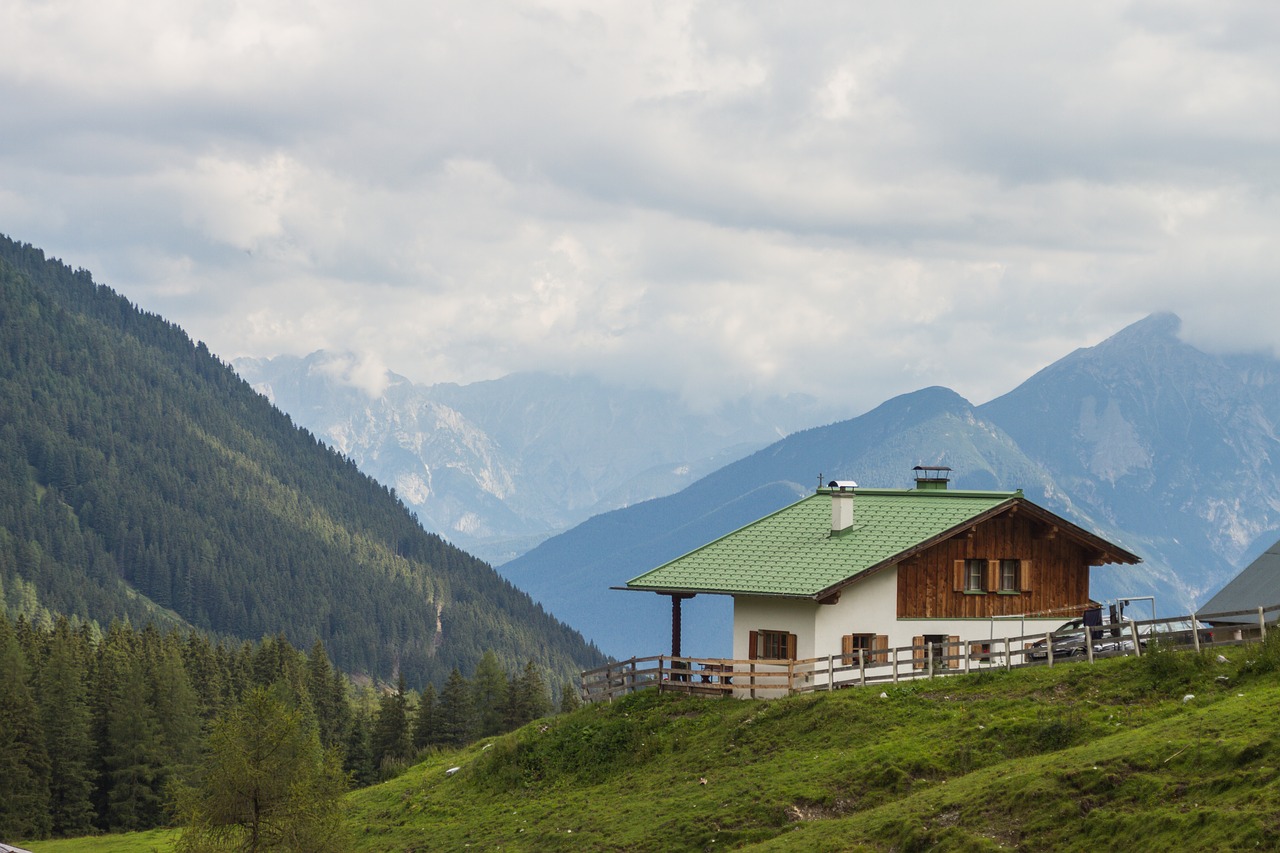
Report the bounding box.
[896,512,1095,620]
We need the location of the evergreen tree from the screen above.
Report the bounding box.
[175,686,347,853]
[559,680,582,714]
[471,650,509,737]
[148,640,202,785]
[38,619,96,836]
[508,660,551,728]
[411,682,439,750]
[102,654,166,830]
[0,614,52,839]
[370,673,412,771]
[438,668,476,748]
[343,707,376,789]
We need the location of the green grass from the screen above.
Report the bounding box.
[27,638,1280,851]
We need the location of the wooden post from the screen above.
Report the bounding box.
[749,662,756,700]
[1005,636,1012,671]
[787,659,795,695]
[1046,632,1054,667]
[1130,621,1142,657]
[1086,625,1094,664]
[670,595,682,657]
[1260,607,1267,641]
[858,647,866,686]
[827,654,834,691]
[892,646,899,683]
[1192,613,1201,652]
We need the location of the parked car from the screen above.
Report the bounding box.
[1027,618,1139,660]
[1026,618,1092,660]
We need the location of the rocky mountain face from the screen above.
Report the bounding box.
[500,314,1280,658]
[979,312,1280,604]
[233,354,842,564]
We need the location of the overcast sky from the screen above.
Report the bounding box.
[2,1,1277,413]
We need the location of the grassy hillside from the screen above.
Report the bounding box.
[31,640,1280,852]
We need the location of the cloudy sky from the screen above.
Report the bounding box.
[2,1,1277,413]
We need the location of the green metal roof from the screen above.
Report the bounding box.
[625,488,1020,598]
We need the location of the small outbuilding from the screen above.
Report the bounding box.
[1199,537,1280,627]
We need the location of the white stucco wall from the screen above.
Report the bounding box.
[733,596,819,659]
[734,565,1078,661]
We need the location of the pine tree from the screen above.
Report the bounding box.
[509,660,551,728]
[38,619,96,836]
[559,680,582,714]
[343,706,376,789]
[411,683,439,750]
[0,614,52,839]
[102,654,166,830]
[471,650,509,737]
[370,673,412,771]
[438,668,476,748]
[175,686,347,853]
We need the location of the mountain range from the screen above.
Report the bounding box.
[234,353,841,564]
[498,313,1280,658]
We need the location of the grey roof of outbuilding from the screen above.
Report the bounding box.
[1200,538,1280,623]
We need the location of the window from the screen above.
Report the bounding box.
[913,634,961,670]
[842,633,888,665]
[749,629,796,661]
[954,559,1032,593]
[1000,559,1020,592]
[965,558,986,592]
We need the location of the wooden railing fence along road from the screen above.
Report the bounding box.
[579,604,1280,704]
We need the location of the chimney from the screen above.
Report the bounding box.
[828,480,857,533]
[913,465,951,490]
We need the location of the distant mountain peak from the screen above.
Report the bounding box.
[1100,312,1183,347]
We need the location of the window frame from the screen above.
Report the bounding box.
[999,558,1020,592]
[749,629,797,661]
[964,558,986,592]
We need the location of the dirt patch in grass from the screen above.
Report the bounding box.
[785,798,858,822]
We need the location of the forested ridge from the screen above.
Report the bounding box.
[0,233,606,687]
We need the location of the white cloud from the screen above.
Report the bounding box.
[1,0,1278,414]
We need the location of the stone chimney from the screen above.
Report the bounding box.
[828,480,857,534]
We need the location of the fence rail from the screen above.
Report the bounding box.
[580,603,1280,704]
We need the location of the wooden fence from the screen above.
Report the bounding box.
[580,603,1280,704]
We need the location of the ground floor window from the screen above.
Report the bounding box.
[913,633,960,670]
[749,629,796,660]
[842,633,889,664]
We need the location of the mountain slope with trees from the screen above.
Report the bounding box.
[0,234,604,687]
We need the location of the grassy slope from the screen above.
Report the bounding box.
[26,643,1280,852]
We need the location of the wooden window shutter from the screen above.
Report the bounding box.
[873,634,889,664]
[841,634,854,665]
[947,635,961,669]
[987,560,1000,592]
[1020,559,1032,592]
[748,630,759,660]
[786,633,797,661]
[953,560,965,592]
[912,635,925,670]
